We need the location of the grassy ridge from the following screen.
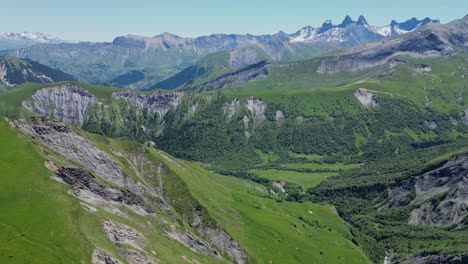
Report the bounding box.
[0,118,227,263]
[0,118,93,263]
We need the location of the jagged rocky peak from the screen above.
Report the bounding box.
[357,15,368,25]
[112,90,184,117]
[396,17,440,31]
[291,15,442,45]
[22,84,98,126]
[339,15,356,27]
[317,19,334,33]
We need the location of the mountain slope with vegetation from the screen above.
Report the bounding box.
[1,48,466,262]
[0,56,75,88]
[0,117,370,263]
[0,15,467,264]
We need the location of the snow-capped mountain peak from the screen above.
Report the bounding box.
[17,32,61,43]
[339,15,355,27]
[0,31,65,50]
[289,16,440,44]
[357,15,369,26]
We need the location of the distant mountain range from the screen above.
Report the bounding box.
[177,15,467,92]
[1,16,440,89]
[0,32,67,50]
[290,16,439,45]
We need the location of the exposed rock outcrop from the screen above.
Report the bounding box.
[223,99,242,121]
[103,221,146,250]
[56,167,154,214]
[199,226,247,264]
[190,208,248,264]
[414,64,432,73]
[167,228,219,258]
[23,85,97,126]
[112,91,184,118]
[246,96,267,128]
[355,88,378,107]
[119,248,156,264]
[382,154,468,227]
[399,253,468,264]
[12,118,129,188]
[463,109,468,125]
[184,61,269,92]
[424,120,438,129]
[273,181,286,193]
[275,110,285,125]
[92,248,123,264]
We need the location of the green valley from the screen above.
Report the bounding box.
[0,11,467,264]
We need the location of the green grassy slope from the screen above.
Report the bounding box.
[0,118,93,263]
[158,150,370,263]
[0,118,224,264]
[152,50,233,90]
[224,54,467,112]
[0,116,371,263]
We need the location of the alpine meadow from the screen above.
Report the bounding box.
[0,2,467,264]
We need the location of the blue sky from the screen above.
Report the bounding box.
[2,0,467,41]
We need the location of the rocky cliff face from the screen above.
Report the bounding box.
[190,212,248,264]
[22,85,272,141]
[23,85,97,126]
[355,88,378,107]
[183,60,269,92]
[223,99,242,121]
[382,153,468,227]
[463,109,468,125]
[246,96,267,128]
[112,90,184,118]
[11,118,132,189]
